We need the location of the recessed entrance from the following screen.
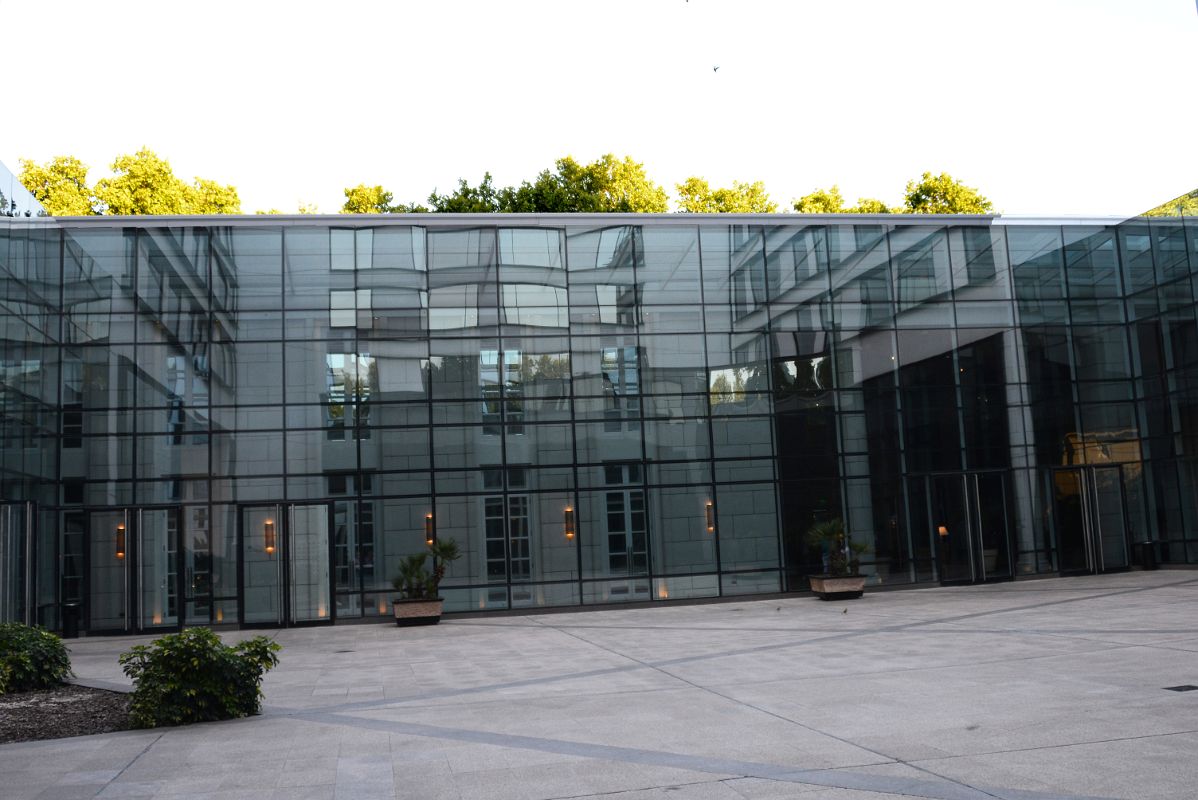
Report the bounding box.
[909,472,1015,584]
[1049,466,1131,574]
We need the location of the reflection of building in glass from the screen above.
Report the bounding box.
[0,160,46,218]
[1,205,1197,633]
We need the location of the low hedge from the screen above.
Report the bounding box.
[119,628,281,729]
[0,623,73,694]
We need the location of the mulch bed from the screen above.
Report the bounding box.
[0,684,131,744]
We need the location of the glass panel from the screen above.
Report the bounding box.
[973,474,1012,580]
[183,505,212,624]
[290,504,331,622]
[931,476,972,583]
[650,486,716,577]
[88,510,127,631]
[242,505,281,624]
[1051,469,1089,574]
[1092,467,1128,570]
[0,505,28,623]
[716,483,781,574]
[138,509,178,629]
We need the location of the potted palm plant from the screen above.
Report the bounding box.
[806,518,867,600]
[392,539,461,626]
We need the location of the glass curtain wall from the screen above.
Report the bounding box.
[1,213,1196,629]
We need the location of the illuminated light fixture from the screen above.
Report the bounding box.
[705,501,715,534]
[937,525,949,537]
[115,522,126,560]
[264,519,276,555]
[425,512,435,546]
[564,506,576,540]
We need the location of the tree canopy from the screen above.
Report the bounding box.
[675,177,777,213]
[20,149,240,215]
[901,172,993,214]
[791,174,992,215]
[21,150,1003,217]
[342,184,395,214]
[793,186,895,214]
[1143,189,1198,217]
[18,156,95,216]
[423,154,669,213]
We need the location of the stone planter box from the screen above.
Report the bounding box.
[808,575,866,600]
[393,598,444,626]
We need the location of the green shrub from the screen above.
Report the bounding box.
[0,623,73,694]
[119,628,280,728]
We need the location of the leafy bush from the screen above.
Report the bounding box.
[119,628,280,728]
[0,623,73,694]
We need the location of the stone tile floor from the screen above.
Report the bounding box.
[4,571,1198,799]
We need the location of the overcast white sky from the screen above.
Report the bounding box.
[2,0,1195,216]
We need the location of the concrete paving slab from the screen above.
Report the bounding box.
[7,573,1198,799]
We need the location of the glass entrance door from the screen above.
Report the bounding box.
[915,472,1014,584]
[1051,466,1130,574]
[87,507,181,634]
[137,509,180,630]
[289,504,331,623]
[240,503,331,626]
[0,503,33,624]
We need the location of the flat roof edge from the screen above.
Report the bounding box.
[4,212,1168,227]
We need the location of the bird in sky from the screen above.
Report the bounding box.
[713,66,719,72]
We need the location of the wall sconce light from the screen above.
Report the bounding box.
[564,506,575,540]
[937,525,948,537]
[705,501,715,534]
[115,522,126,560]
[425,512,435,546]
[264,518,276,555]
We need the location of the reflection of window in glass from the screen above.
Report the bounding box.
[329,289,372,329]
[498,228,564,268]
[501,284,568,327]
[508,495,530,580]
[62,359,83,449]
[961,228,996,284]
[325,354,375,439]
[485,496,506,580]
[428,286,481,331]
[708,368,747,406]
[604,464,647,576]
[480,349,525,434]
[167,355,187,443]
[332,230,355,270]
[594,285,638,326]
[165,513,179,618]
[331,229,374,271]
[895,239,939,308]
[601,346,639,430]
[481,464,532,584]
[480,349,502,435]
[483,492,532,583]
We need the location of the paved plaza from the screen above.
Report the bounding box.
[5,571,1198,799]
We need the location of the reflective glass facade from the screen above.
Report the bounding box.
[2,213,1196,632]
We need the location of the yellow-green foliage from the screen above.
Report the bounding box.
[20,149,240,216]
[675,177,777,213]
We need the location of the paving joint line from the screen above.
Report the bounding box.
[93,732,163,796]
[907,726,1198,765]
[530,616,1006,800]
